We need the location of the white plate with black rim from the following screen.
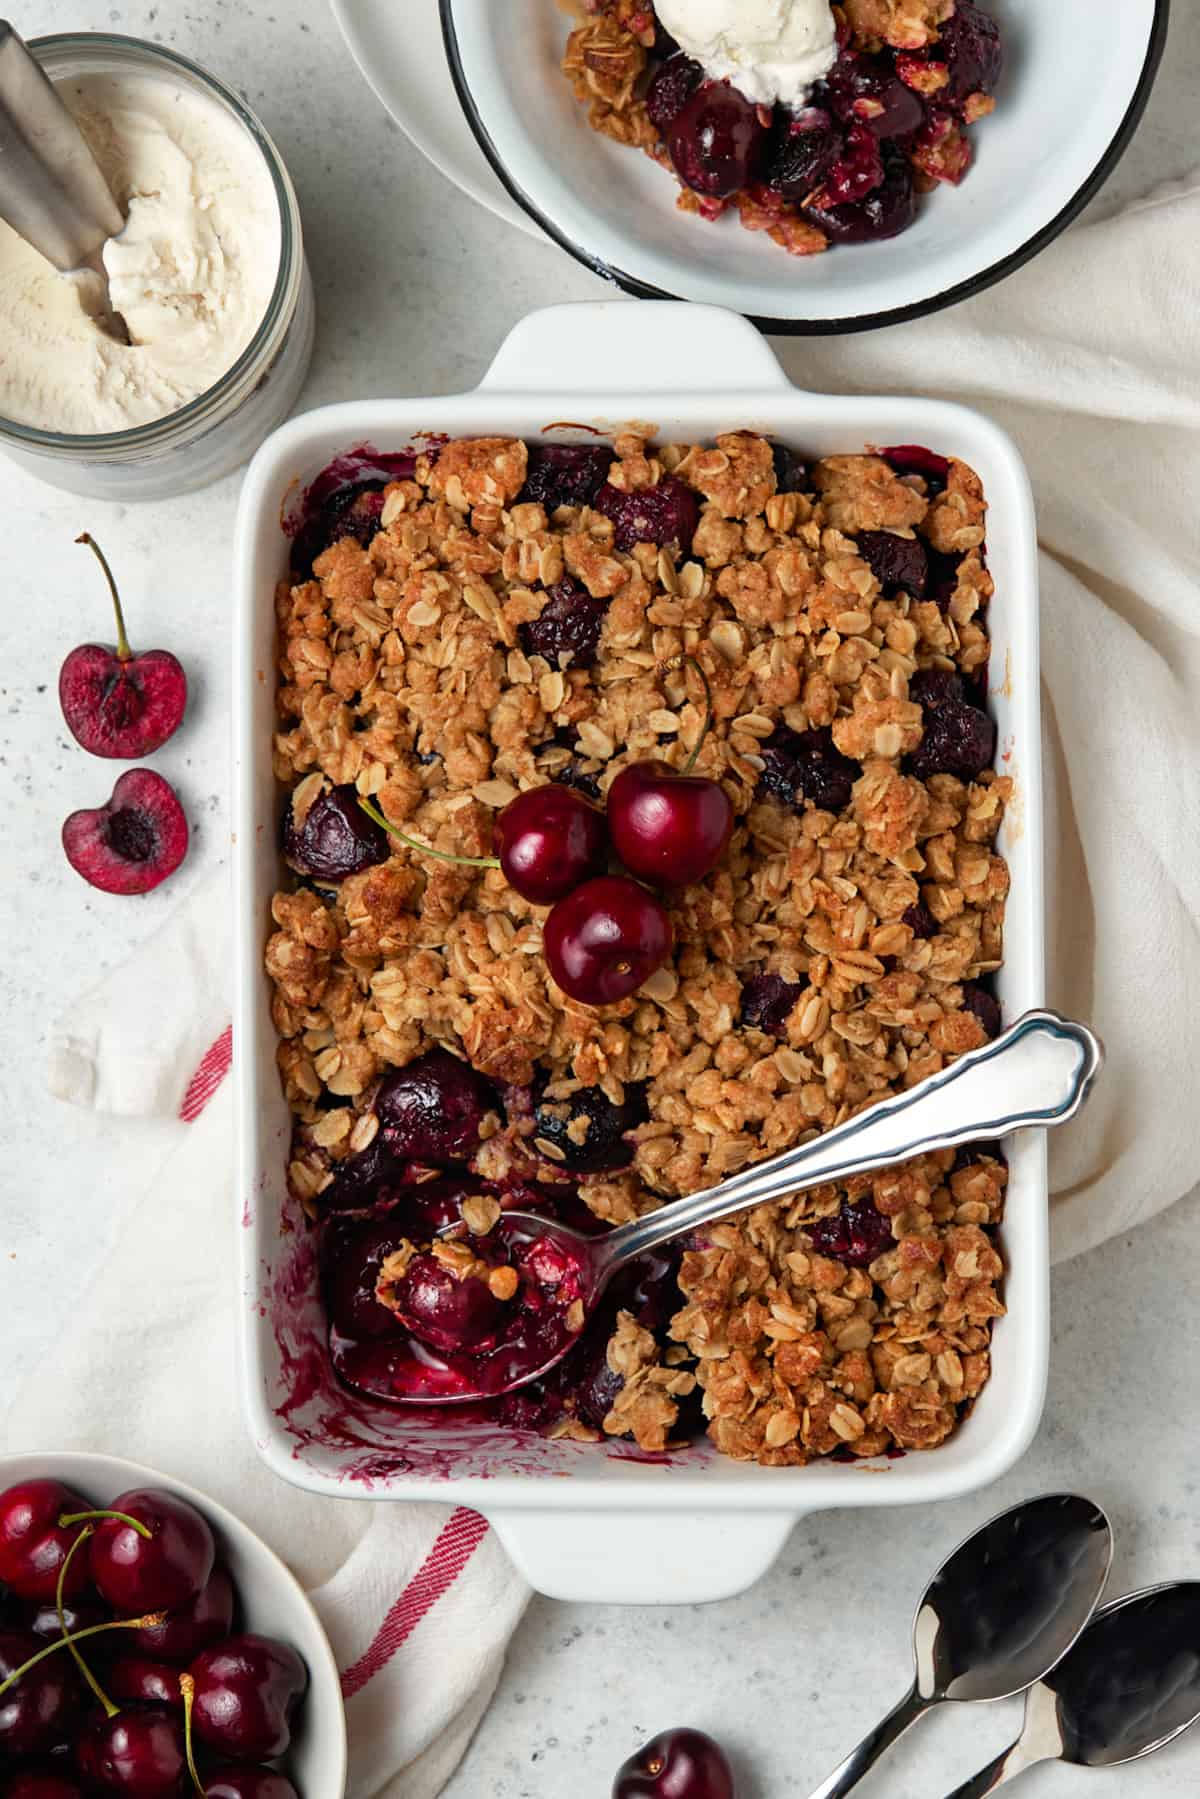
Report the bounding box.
[332,0,1167,335]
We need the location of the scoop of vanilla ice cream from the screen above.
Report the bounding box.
[653,0,838,108]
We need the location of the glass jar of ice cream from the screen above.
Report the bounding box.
[0,34,315,501]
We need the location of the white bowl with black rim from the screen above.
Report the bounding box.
[438,0,1167,335]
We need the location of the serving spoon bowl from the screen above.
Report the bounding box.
[805,1493,1114,1798]
[390,1008,1101,1404]
[942,1581,1200,1795]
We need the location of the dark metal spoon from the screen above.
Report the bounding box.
[804,1495,1114,1799]
[943,1582,1200,1795]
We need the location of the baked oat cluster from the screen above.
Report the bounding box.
[563,0,1003,255]
[267,427,1011,1466]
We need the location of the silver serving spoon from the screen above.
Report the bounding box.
[401,1009,1101,1404]
[803,1495,1114,1799]
[942,1581,1200,1795]
[0,19,130,341]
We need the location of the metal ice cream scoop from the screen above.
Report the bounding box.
[0,20,130,341]
[804,1494,1114,1799]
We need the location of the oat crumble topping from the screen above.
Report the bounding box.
[268,429,1010,1466]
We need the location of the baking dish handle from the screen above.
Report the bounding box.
[476,301,793,398]
[487,1507,798,1605]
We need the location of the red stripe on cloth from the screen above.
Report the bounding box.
[179,1024,233,1121]
[339,1508,490,1701]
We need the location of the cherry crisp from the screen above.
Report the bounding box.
[268,429,1011,1465]
[563,0,1003,256]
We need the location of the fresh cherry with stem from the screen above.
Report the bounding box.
[607,657,733,887]
[59,535,187,759]
[613,1727,736,1799]
[180,1673,300,1799]
[69,1489,216,1617]
[186,1635,307,1762]
[359,783,607,907]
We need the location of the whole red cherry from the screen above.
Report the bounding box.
[0,1481,92,1604]
[613,1728,736,1799]
[0,1628,81,1760]
[126,1565,235,1665]
[75,1707,185,1797]
[543,876,673,1007]
[88,1489,215,1616]
[59,535,187,759]
[188,1634,308,1762]
[607,761,733,887]
[494,786,608,904]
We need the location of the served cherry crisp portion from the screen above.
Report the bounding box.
[563,0,1003,255]
[267,429,1011,1466]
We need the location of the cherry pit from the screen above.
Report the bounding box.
[0,1479,306,1797]
[310,655,734,1009]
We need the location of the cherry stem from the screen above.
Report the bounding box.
[59,1508,153,1540]
[56,1525,119,1721]
[0,1613,167,1699]
[358,796,500,870]
[77,533,132,662]
[180,1673,206,1798]
[658,653,714,775]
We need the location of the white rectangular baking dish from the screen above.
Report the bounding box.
[232,301,1045,1606]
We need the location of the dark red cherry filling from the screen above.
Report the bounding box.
[809,1197,894,1267]
[532,1078,649,1174]
[289,449,419,578]
[764,106,843,202]
[519,444,612,512]
[518,577,610,670]
[908,667,996,780]
[757,724,858,814]
[856,529,928,597]
[374,1050,498,1164]
[647,52,703,136]
[668,79,770,198]
[283,781,390,882]
[739,973,806,1037]
[593,476,700,554]
[802,139,915,242]
[386,1254,509,1356]
[825,49,926,140]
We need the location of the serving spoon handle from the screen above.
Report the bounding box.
[802,1685,930,1798]
[591,1009,1101,1284]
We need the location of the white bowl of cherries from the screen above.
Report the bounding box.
[0,1454,346,1799]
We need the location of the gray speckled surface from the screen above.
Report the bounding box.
[1,2,1198,1793]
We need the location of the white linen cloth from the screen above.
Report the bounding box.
[784,169,1200,1260]
[6,163,1200,1797]
[10,880,531,1799]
